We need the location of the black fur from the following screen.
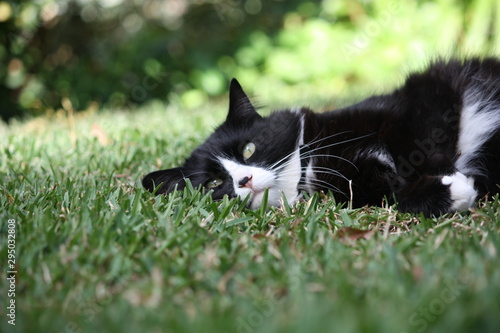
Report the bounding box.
[143,58,500,216]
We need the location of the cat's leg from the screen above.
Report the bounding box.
[441,172,477,211]
[396,172,477,216]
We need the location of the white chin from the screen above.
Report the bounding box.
[247,191,264,210]
[248,189,297,210]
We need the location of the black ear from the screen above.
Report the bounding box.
[227,78,262,124]
[142,167,186,195]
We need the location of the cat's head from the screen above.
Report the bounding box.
[142,79,306,209]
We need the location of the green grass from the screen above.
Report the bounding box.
[1,101,500,333]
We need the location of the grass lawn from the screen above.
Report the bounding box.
[1,100,500,333]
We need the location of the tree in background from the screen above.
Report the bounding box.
[0,0,498,122]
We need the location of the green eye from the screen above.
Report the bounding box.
[207,178,223,189]
[242,142,256,160]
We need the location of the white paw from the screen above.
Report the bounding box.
[441,172,477,211]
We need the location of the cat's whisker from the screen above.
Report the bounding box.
[268,131,356,170]
[267,147,303,170]
[302,133,375,159]
[267,132,347,170]
[182,171,219,181]
[298,179,347,197]
[277,163,350,183]
[277,165,347,179]
[302,131,354,148]
[183,171,208,177]
[275,166,346,194]
[280,133,374,172]
[307,168,350,182]
[305,154,359,171]
[277,168,350,187]
[275,150,359,175]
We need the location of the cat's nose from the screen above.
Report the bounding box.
[238,175,253,188]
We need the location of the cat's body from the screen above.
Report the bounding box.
[143,58,500,216]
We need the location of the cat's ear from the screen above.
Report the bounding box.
[227,78,262,123]
[142,167,186,195]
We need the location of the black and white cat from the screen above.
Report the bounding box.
[143,58,500,216]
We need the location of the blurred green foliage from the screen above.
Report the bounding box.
[0,0,499,121]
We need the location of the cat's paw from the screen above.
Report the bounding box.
[441,172,477,211]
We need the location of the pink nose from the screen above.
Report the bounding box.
[238,175,253,188]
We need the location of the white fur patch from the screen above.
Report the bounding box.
[304,161,315,193]
[219,158,276,209]
[441,172,477,211]
[275,147,302,204]
[219,156,302,209]
[455,90,500,175]
[355,145,396,172]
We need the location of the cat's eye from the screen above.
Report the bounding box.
[242,142,256,160]
[207,178,223,189]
